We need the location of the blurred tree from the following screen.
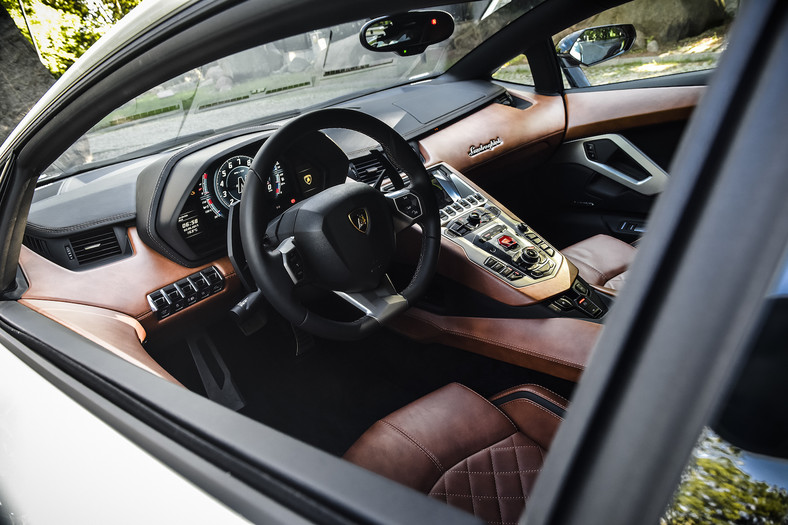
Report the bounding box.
[662,428,788,525]
[0,4,54,140]
[0,0,141,75]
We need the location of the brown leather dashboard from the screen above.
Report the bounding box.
[419,91,565,174]
[19,227,243,334]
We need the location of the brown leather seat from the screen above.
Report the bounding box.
[562,234,637,293]
[344,383,567,524]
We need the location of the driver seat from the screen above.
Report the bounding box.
[344,383,567,524]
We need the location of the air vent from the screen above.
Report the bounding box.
[23,235,51,258]
[494,92,514,106]
[351,153,411,191]
[351,155,386,185]
[69,228,122,265]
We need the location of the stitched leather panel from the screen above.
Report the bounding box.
[344,383,516,492]
[388,310,599,381]
[429,432,544,525]
[562,234,637,291]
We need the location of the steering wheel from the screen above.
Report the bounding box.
[239,108,440,340]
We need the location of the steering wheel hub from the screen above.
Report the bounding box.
[274,182,395,291]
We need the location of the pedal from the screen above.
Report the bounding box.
[291,324,316,357]
[186,332,245,410]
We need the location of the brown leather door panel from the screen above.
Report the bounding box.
[491,85,705,248]
[564,86,705,141]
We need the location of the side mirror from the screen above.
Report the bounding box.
[556,24,636,67]
[359,11,454,56]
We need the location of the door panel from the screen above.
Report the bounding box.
[496,83,704,248]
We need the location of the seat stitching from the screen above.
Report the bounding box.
[466,458,478,518]
[573,257,610,282]
[409,317,585,369]
[443,469,542,474]
[453,383,517,432]
[430,493,526,499]
[499,398,565,422]
[494,385,569,408]
[480,445,540,451]
[489,446,504,525]
[514,438,526,520]
[379,420,444,472]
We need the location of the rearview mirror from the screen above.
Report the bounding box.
[360,11,454,56]
[556,24,636,66]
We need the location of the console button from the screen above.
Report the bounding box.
[499,266,514,277]
[520,247,540,265]
[484,257,497,268]
[491,261,505,272]
[573,279,589,296]
[507,270,524,281]
[497,235,518,250]
[479,229,496,242]
[448,221,469,236]
[445,206,456,216]
[576,296,602,317]
[439,210,449,221]
[556,296,573,310]
[545,247,555,257]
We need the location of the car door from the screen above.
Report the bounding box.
[481,0,732,249]
[523,0,788,522]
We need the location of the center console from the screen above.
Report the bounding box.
[429,163,607,319]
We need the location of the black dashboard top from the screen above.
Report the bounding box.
[25,80,506,269]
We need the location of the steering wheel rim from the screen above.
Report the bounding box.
[239,108,440,340]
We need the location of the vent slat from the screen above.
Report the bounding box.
[70,228,122,265]
[494,92,514,106]
[23,235,51,258]
[351,156,386,185]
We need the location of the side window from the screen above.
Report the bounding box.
[662,266,788,524]
[554,0,736,88]
[492,54,533,86]
[663,428,788,524]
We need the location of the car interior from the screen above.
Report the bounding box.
[5,0,738,522]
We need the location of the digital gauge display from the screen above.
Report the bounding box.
[201,156,285,218]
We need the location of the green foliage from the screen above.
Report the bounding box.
[0,0,141,76]
[662,428,788,525]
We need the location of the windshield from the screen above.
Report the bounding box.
[42,0,543,181]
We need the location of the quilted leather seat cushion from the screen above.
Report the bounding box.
[344,383,566,524]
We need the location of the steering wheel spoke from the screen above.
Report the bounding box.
[386,188,424,232]
[333,275,408,323]
[272,236,306,284]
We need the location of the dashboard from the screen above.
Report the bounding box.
[20,79,580,327]
[136,130,350,267]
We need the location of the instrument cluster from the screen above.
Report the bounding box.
[174,137,334,259]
